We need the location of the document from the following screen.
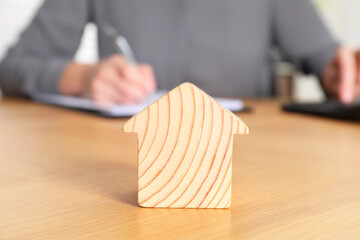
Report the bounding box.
[31,91,244,117]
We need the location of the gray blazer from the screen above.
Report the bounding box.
[0,0,338,97]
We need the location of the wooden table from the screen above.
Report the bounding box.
[1,98,360,240]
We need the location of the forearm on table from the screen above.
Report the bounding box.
[59,62,95,96]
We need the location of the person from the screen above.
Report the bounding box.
[0,0,359,104]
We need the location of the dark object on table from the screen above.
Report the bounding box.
[283,101,360,122]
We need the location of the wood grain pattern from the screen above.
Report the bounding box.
[1,98,360,240]
[123,83,249,208]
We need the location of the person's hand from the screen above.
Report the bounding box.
[322,46,360,103]
[85,55,156,104]
[60,54,156,105]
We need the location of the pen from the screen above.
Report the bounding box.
[101,23,138,64]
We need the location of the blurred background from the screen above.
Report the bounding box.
[0,0,359,102]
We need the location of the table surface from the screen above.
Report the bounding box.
[1,98,360,240]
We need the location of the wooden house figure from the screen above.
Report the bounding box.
[123,82,249,208]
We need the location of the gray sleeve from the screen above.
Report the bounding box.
[0,0,90,96]
[273,0,340,78]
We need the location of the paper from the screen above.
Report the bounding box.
[31,90,244,117]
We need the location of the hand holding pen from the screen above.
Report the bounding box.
[59,24,156,105]
[83,54,156,105]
